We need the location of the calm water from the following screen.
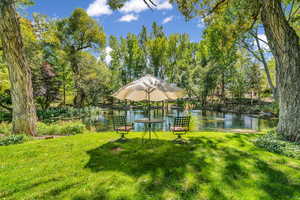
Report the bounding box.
[83,108,277,132]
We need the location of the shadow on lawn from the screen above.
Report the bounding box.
[75,135,300,200]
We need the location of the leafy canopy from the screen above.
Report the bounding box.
[56,8,106,52]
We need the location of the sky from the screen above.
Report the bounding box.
[26,0,205,42]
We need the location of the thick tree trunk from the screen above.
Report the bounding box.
[0,0,37,135]
[260,0,300,142]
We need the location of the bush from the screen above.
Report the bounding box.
[254,130,300,159]
[0,111,12,122]
[37,107,70,123]
[259,103,279,116]
[0,135,24,146]
[36,107,102,123]
[37,121,86,136]
[189,115,198,131]
[0,123,11,135]
[0,121,87,136]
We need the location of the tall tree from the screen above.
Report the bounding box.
[56,8,106,107]
[241,27,277,100]
[109,35,123,91]
[32,45,62,110]
[0,0,37,135]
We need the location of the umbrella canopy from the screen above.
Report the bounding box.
[112,74,185,102]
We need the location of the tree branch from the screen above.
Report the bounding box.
[287,0,295,21]
[209,0,228,14]
[76,45,92,51]
[249,31,269,47]
[241,40,263,62]
[289,4,300,22]
[143,0,156,9]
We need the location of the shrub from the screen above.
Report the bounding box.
[37,121,87,136]
[254,130,300,159]
[60,121,86,135]
[0,123,11,135]
[0,135,24,146]
[189,115,198,131]
[259,103,279,116]
[37,107,70,123]
[0,111,12,122]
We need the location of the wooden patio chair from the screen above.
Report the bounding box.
[170,116,191,142]
[112,116,133,141]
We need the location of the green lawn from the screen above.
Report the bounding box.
[0,131,300,200]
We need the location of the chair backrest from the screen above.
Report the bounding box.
[112,116,127,130]
[174,116,191,129]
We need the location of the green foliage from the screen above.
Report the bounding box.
[0,112,11,122]
[254,131,300,159]
[76,52,112,105]
[37,121,86,136]
[260,103,279,115]
[37,107,71,122]
[0,120,86,136]
[0,52,12,111]
[55,8,106,107]
[32,45,62,110]
[0,123,11,135]
[0,135,24,146]
[56,8,106,52]
[189,115,199,131]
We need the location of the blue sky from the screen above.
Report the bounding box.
[26,0,205,42]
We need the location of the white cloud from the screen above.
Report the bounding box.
[120,0,172,13]
[87,0,172,17]
[120,0,148,13]
[162,16,173,24]
[87,0,112,16]
[105,46,112,64]
[157,1,172,10]
[118,14,139,22]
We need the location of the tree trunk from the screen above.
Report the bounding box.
[253,31,278,101]
[69,52,85,108]
[0,0,37,136]
[260,0,300,142]
[73,73,86,108]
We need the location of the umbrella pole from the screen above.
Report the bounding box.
[147,91,151,139]
[148,91,151,121]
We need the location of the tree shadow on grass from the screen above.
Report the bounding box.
[78,135,300,200]
[82,138,211,200]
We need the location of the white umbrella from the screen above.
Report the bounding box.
[112,74,186,102]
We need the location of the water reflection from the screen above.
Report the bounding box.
[83,108,277,132]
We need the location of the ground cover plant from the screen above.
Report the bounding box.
[255,130,300,159]
[0,131,299,200]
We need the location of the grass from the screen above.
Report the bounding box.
[0,131,300,200]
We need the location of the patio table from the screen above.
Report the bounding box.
[134,118,164,142]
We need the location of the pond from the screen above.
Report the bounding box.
[82,108,278,132]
